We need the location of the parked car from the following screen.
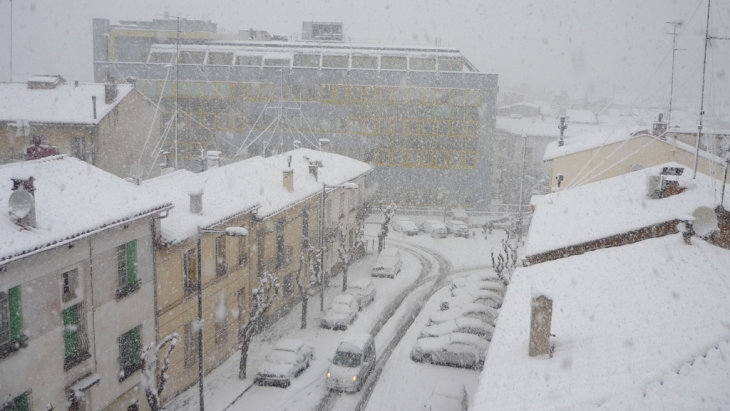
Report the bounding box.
[428,381,469,411]
[410,332,489,369]
[420,317,495,340]
[255,339,315,387]
[441,293,502,311]
[419,220,448,238]
[450,287,504,308]
[321,293,359,330]
[326,333,376,392]
[391,216,419,235]
[428,303,498,326]
[347,278,376,310]
[449,278,505,295]
[445,220,470,237]
[372,248,402,278]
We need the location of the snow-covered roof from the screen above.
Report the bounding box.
[473,234,730,410]
[496,117,630,139]
[0,156,172,264]
[0,82,134,125]
[542,128,727,163]
[141,148,372,244]
[524,162,729,257]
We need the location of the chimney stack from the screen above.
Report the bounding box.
[9,177,37,228]
[283,169,294,192]
[309,160,320,181]
[206,151,221,169]
[293,140,301,149]
[189,189,204,214]
[529,295,553,357]
[105,76,118,104]
[92,96,97,120]
[319,139,331,153]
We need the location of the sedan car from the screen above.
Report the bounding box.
[420,317,495,340]
[449,278,505,296]
[428,381,469,411]
[428,303,498,326]
[410,332,489,369]
[321,293,359,330]
[255,339,315,387]
[347,278,376,309]
[419,220,448,238]
[445,220,470,238]
[391,216,419,236]
[372,248,402,278]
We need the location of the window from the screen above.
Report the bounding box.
[179,51,206,64]
[118,325,143,381]
[238,234,248,266]
[381,56,407,70]
[283,274,293,296]
[322,55,348,68]
[61,269,79,303]
[410,57,436,71]
[1,391,31,411]
[352,55,378,69]
[183,249,197,296]
[0,286,24,358]
[148,52,173,64]
[207,52,233,65]
[439,59,464,72]
[215,298,227,345]
[293,54,320,67]
[263,58,290,67]
[184,322,198,368]
[235,55,262,66]
[302,209,310,248]
[216,236,227,276]
[276,220,287,269]
[63,303,90,370]
[116,241,139,298]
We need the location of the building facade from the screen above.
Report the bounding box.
[92,18,498,209]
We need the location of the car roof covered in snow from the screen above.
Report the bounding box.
[274,338,307,352]
[338,333,373,353]
[333,293,357,304]
[349,278,374,289]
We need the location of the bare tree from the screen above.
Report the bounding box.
[295,251,310,329]
[378,202,397,253]
[140,333,179,411]
[338,237,351,292]
[238,271,280,379]
[491,230,519,286]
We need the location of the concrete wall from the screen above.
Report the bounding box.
[0,217,156,411]
[548,135,726,190]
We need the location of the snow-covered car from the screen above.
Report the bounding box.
[391,216,419,235]
[410,332,489,369]
[255,338,315,387]
[428,303,498,326]
[321,293,359,330]
[347,278,376,309]
[440,293,502,312]
[326,333,376,392]
[449,278,505,295]
[428,381,469,411]
[420,317,495,340]
[450,287,504,308]
[372,248,402,278]
[445,220,470,238]
[419,220,448,238]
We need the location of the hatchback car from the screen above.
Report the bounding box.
[419,220,448,238]
[420,317,495,340]
[321,293,359,330]
[445,220,470,238]
[428,381,469,411]
[391,216,419,236]
[428,303,498,326]
[255,339,315,387]
[410,332,489,369]
[372,248,402,278]
[347,278,376,309]
[326,333,376,392]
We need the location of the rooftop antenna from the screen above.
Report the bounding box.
[129,163,144,185]
[175,15,180,169]
[665,21,684,128]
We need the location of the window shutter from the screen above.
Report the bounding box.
[63,308,77,356]
[8,286,22,343]
[131,327,141,364]
[126,240,138,285]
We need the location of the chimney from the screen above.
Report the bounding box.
[678,215,696,245]
[283,169,294,192]
[308,160,320,181]
[206,151,221,169]
[319,139,331,153]
[293,140,301,149]
[558,115,567,147]
[9,177,37,228]
[75,80,79,87]
[529,295,553,357]
[104,76,118,104]
[92,96,97,120]
[189,189,204,214]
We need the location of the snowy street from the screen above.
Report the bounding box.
[164,226,508,411]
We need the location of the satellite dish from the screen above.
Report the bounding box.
[9,189,34,219]
[129,164,144,180]
[629,163,644,172]
[691,206,718,237]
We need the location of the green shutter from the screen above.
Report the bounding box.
[131,327,141,364]
[63,308,77,357]
[126,240,138,285]
[14,392,30,411]
[8,286,22,343]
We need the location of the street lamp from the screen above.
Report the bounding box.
[196,226,248,411]
[318,182,358,311]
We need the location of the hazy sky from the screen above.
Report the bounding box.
[1,0,728,112]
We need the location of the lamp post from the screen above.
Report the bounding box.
[196,226,248,411]
[318,182,358,311]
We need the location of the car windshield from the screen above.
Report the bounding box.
[332,350,361,367]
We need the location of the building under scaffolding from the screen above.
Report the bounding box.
[92,19,498,209]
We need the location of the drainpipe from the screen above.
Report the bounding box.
[152,210,170,343]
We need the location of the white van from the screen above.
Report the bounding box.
[326,333,376,392]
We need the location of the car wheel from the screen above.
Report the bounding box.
[422,354,432,364]
[283,379,291,388]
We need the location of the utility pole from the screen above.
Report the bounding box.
[666,21,684,128]
[517,134,527,244]
[175,16,180,169]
